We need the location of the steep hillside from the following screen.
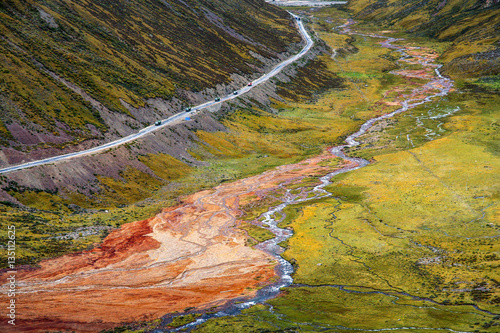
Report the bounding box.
[0,8,342,268]
[346,0,500,78]
[0,0,301,150]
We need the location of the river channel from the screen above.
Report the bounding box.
[159,18,455,333]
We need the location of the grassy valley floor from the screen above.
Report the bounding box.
[176,7,499,333]
[0,5,498,333]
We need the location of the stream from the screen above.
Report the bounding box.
[158,19,456,333]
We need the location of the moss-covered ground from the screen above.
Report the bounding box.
[1,5,498,332]
[0,0,300,144]
[185,7,500,333]
[0,5,393,267]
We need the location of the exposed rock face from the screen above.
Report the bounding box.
[0,148,347,332]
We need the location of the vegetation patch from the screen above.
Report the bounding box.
[167,313,202,329]
[345,0,500,78]
[138,153,192,181]
[0,0,300,145]
[238,222,275,247]
[189,7,500,332]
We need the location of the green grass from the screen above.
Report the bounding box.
[238,223,275,247]
[0,0,300,145]
[474,76,500,91]
[167,313,202,328]
[192,85,500,333]
[188,8,500,332]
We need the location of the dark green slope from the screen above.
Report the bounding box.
[0,0,300,147]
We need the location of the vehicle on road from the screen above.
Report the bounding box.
[215,97,220,102]
[248,82,253,86]
[185,107,192,112]
[233,91,238,95]
[155,120,162,126]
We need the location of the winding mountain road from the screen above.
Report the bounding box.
[0,14,313,174]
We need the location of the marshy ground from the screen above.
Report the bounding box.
[177,8,500,333]
[0,5,498,333]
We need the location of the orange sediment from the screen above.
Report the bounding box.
[0,150,350,332]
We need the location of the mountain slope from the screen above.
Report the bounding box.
[0,0,301,149]
[345,0,500,78]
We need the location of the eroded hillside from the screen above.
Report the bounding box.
[0,2,498,332]
[0,0,339,267]
[0,5,344,268]
[0,0,300,150]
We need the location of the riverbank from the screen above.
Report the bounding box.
[1,6,498,333]
[169,8,499,333]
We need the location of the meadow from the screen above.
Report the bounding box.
[1,5,498,332]
[182,7,499,332]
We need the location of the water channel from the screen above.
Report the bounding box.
[159,17,456,333]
